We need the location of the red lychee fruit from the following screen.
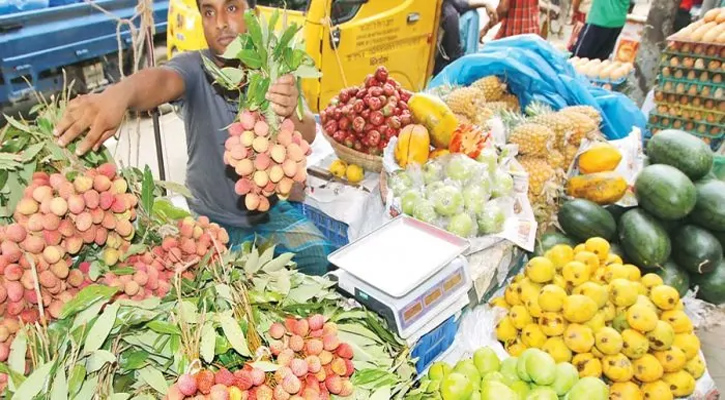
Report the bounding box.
[196,370,215,395]
[289,358,309,377]
[177,373,198,396]
[289,335,304,352]
[324,376,343,395]
[233,370,253,390]
[308,314,325,331]
[304,339,323,356]
[336,343,354,360]
[250,368,266,386]
[215,368,236,387]
[322,334,340,352]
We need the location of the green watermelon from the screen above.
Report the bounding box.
[534,232,576,257]
[690,179,725,232]
[646,129,714,180]
[634,164,696,221]
[618,208,671,269]
[690,260,725,305]
[655,259,690,297]
[672,225,723,275]
[558,199,617,242]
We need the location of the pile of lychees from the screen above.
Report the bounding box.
[166,314,355,400]
[223,111,311,212]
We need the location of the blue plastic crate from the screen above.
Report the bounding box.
[411,316,459,374]
[290,202,349,249]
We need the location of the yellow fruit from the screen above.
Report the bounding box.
[510,124,554,156]
[650,285,680,310]
[633,354,664,383]
[526,257,556,283]
[539,284,567,312]
[674,301,684,311]
[573,282,609,309]
[612,311,630,332]
[578,142,622,174]
[641,380,674,400]
[562,261,590,286]
[521,324,547,348]
[505,283,523,306]
[471,75,506,101]
[329,159,348,178]
[407,93,458,149]
[595,327,623,355]
[591,345,605,359]
[563,295,598,323]
[543,336,573,363]
[641,274,664,290]
[564,324,595,353]
[660,310,693,334]
[506,340,528,357]
[602,302,616,321]
[584,310,606,333]
[345,164,364,184]
[603,263,630,283]
[606,253,623,265]
[552,274,568,290]
[591,267,607,284]
[574,251,600,275]
[584,237,611,261]
[654,346,687,373]
[496,316,518,342]
[626,304,659,333]
[518,278,543,304]
[610,382,643,400]
[633,282,648,296]
[489,296,510,310]
[574,244,586,254]
[525,295,543,318]
[513,273,525,283]
[546,244,574,269]
[684,354,706,379]
[566,172,628,205]
[623,264,642,281]
[540,312,567,336]
[572,353,603,378]
[509,305,533,330]
[621,329,650,359]
[602,353,634,382]
[634,295,658,314]
[672,333,700,360]
[662,370,696,397]
[609,279,638,307]
[646,321,676,351]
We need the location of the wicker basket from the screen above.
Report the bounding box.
[322,131,383,172]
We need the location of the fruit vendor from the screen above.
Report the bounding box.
[572,0,630,60]
[52,0,333,276]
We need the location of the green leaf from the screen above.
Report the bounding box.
[258,246,275,268]
[219,313,251,357]
[141,166,154,217]
[86,349,116,373]
[139,366,169,395]
[293,64,322,79]
[147,321,181,335]
[275,23,301,59]
[244,248,260,274]
[221,67,245,86]
[153,198,191,220]
[178,300,199,323]
[268,9,280,36]
[84,302,120,353]
[3,115,33,134]
[8,331,26,380]
[244,10,264,54]
[110,266,136,276]
[88,261,103,281]
[120,243,147,262]
[239,49,263,69]
[154,181,193,198]
[0,363,26,390]
[221,36,243,59]
[110,394,131,400]
[249,361,280,372]
[20,142,45,163]
[262,252,294,273]
[71,300,107,331]
[119,350,150,370]
[50,366,68,400]
[73,374,98,400]
[269,273,291,295]
[117,297,161,310]
[0,169,8,189]
[11,360,53,399]
[67,364,86,396]
[215,284,234,305]
[200,323,216,363]
[61,284,118,319]
[370,386,392,400]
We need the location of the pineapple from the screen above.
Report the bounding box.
[454,112,472,125]
[501,94,521,113]
[524,101,554,117]
[558,110,598,146]
[445,86,485,120]
[547,149,566,171]
[563,143,580,167]
[530,112,572,149]
[519,155,556,196]
[562,105,602,126]
[486,101,518,113]
[472,76,506,101]
[509,123,554,156]
[475,107,495,125]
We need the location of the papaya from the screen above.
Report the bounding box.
[566,172,628,205]
[578,143,622,174]
[394,124,430,168]
[408,93,459,149]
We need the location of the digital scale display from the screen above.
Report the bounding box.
[398,267,466,330]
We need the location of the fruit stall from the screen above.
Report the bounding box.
[0,9,724,400]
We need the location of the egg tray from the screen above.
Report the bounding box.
[661,51,724,73]
[658,68,725,87]
[645,124,723,151]
[666,35,725,57]
[657,77,725,102]
[648,112,724,139]
[652,102,725,123]
[654,88,725,107]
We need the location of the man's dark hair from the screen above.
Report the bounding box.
[196,0,256,10]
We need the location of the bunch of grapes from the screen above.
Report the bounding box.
[223,111,311,212]
[320,66,413,156]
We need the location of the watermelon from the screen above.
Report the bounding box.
[672,225,723,275]
[634,164,696,220]
[618,208,671,269]
[605,204,630,225]
[714,231,725,250]
[558,199,617,242]
[690,260,725,305]
[655,259,690,297]
[646,129,714,180]
[689,179,725,232]
[534,232,576,257]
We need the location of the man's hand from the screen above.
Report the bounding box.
[265,74,298,118]
[54,92,128,155]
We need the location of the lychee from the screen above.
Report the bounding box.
[99,191,114,210]
[282,159,297,178]
[330,357,347,376]
[338,379,353,396]
[111,178,128,194]
[281,375,301,396]
[245,193,261,211]
[274,385,292,400]
[5,281,23,302]
[270,340,285,356]
[278,130,293,147]
[27,213,44,232]
[304,339,323,356]
[250,368,266,386]
[215,368,236,386]
[74,212,93,232]
[269,322,286,339]
[177,373,198,396]
[42,245,62,264]
[319,351,333,366]
[308,314,325,331]
[6,224,27,243]
[336,343,353,360]
[322,322,338,335]
[254,120,269,137]
[64,236,84,255]
[115,219,134,238]
[94,227,108,246]
[289,358,309,377]
[49,173,66,189]
[240,130,255,147]
[240,111,256,130]
[15,198,39,215]
[305,356,322,373]
[209,384,230,400]
[111,194,129,213]
[252,136,269,153]
[42,213,61,231]
[258,197,270,212]
[322,335,340,352]
[289,335,304,352]
[73,176,93,193]
[80,224,98,244]
[32,185,53,203]
[49,197,68,217]
[236,159,254,177]
[277,349,295,367]
[233,370,253,390]
[196,370,215,395]
[101,212,116,230]
[97,163,117,179]
[256,385,273,400]
[325,376,343,395]
[83,190,100,209]
[93,175,112,192]
[67,269,84,287]
[50,259,70,279]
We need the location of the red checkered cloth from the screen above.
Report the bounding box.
[495,0,541,39]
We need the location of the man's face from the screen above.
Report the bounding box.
[199,0,248,56]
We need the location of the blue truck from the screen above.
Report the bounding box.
[0,0,168,113]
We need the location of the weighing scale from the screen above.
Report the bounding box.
[327,216,472,340]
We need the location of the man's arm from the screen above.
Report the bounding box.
[55,68,185,154]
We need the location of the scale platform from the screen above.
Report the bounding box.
[327,216,472,339]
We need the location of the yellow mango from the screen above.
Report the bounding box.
[578,142,622,173]
[566,171,628,205]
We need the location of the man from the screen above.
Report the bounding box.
[435,0,497,75]
[572,0,630,60]
[54,0,333,275]
[494,0,540,39]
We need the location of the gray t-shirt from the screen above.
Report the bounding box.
[163,50,273,227]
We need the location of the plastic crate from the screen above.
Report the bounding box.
[289,202,349,249]
[411,316,459,374]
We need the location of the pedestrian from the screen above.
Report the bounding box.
[52,0,333,276]
[494,0,541,39]
[572,0,630,60]
[674,0,702,32]
[435,0,498,75]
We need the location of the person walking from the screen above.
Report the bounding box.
[495,0,541,39]
[572,0,630,60]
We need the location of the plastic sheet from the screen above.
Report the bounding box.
[428,35,648,140]
[0,0,48,14]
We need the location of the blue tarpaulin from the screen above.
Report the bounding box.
[428,35,648,140]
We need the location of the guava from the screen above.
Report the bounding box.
[510,380,530,400]
[423,162,444,185]
[412,199,437,224]
[473,347,500,376]
[432,186,464,216]
[476,147,498,175]
[389,170,414,195]
[463,185,489,214]
[500,357,520,385]
[453,359,482,390]
[429,361,453,381]
[550,362,579,396]
[441,372,474,400]
[445,155,477,182]
[517,349,544,382]
[525,386,558,400]
[426,181,446,199]
[525,349,556,386]
[401,190,423,215]
[482,371,505,383]
[478,202,506,235]
[481,380,519,400]
[564,377,609,400]
[448,213,475,237]
[491,169,514,198]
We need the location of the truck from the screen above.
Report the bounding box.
[167,0,443,113]
[0,0,168,114]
